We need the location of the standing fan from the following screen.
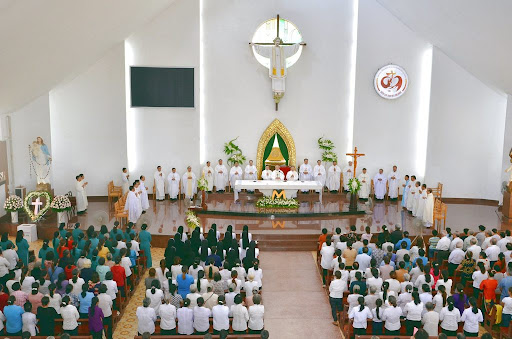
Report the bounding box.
[90,210,110,228]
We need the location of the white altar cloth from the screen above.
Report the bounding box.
[234,180,323,202]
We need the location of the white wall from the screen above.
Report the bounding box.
[353,0,430,181]
[9,94,52,192]
[426,48,507,200]
[501,96,512,196]
[49,44,127,196]
[203,0,355,166]
[126,0,199,190]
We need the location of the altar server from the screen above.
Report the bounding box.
[167,168,181,200]
[215,159,228,192]
[342,161,354,191]
[182,167,197,200]
[139,175,150,211]
[406,175,416,211]
[121,168,130,194]
[327,161,341,192]
[423,188,434,227]
[76,174,88,213]
[125,185,142,223]
[244,160,257,193]
[271,165,285,180]
[202,161,214,192]
[358,168,370,200]
[286,166,298,181]
[401,175,410,208]
[388,166,400,199]
[373,169,387,200]
[261,165,272,180]
[154,166,165,201]
[412,181,422,216]
[314,160,326,193]
[416,184,427,219]
[230,162,243,192]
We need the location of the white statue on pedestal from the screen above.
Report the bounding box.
[30,137,51,185]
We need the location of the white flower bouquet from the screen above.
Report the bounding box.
[256,196,299,209]
[318,137,338,162]
[317,137,335,150]
[348,177,362,195]
[322,150,338,163]
[50,195,71,212]
[186,211,200,230]
[197,177,209,191]
[4,195,22,212]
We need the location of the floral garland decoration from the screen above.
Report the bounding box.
[348,177,362,195]
[197,177,209,191]
[317,137,337,163]
[23,191,52,221]
[50,195,71,212]
[224,137,246,166]
[256,196,299,209]
[186,211,200,230]
[4,195,23,212]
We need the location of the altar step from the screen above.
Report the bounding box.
[253,234,318,251]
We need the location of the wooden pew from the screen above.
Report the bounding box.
[135,336,261,339]
[150,318,263,335]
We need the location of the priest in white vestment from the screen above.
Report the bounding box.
[230,162,243,193]
[313,160,326,193]
[373,169,387,200]
[244,160,257,193]
[138,175,150,211]
[214,159,228,192]
[202,161,214,193]
[286,166,298,181]
[121,168,130,194]
[299,159,313,193]
[423,188,434,227]
[167,168,181,200]
[387,166,400,199]
[327,161,341,192]
[412,181,422,216]
[261,165,273,180]
[358,168,371,200]
[75,174,88,213]
[271,165,285,180]
[124,186,142,224]
[182,167,197,200]
[153,166,165,201]
[401,175,410,208]
[342,161,354,191]
[416,183,427,219]
[406,176,417,211]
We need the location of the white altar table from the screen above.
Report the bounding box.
[234,180,323,202]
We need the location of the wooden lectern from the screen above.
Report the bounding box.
[504,182,512,219]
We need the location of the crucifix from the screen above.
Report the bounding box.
[250,14,306,111]
[32,197,43,215]
[346,147,365,174]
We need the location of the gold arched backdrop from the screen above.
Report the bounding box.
[256,119,296,179]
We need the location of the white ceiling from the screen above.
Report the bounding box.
[0,0,174,114]
[377,0,512,96]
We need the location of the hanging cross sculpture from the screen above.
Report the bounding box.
[346,147,365,174]
[250,14,306,111]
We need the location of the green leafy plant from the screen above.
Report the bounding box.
[224,137,246,166]
[318,137,337,162]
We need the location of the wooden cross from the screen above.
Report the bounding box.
[346,147,365,174]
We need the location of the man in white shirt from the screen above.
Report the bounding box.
[498,232,511,252]
[3,244,18,270]
[212,296,230,332]
[193,297,211,334]
[448,242,465,276]
[214,159,228,192]
[159,301,177,334]
[248,294,265,332]
[449,233,463,252]
[467,238,482,262]
[463,230,477,251]
[261,165,272,180]
[486,237,501,267]
[436,231,451,264]
[355,247,372,272]
[320,240,335,287]
[329,271,345,325]
[153,166,165,201]
[0,251,10,282]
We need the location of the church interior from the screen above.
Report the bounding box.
[0,0,511,338]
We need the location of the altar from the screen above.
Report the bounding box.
[234,179,323,202]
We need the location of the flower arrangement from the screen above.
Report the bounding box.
[50,195,71,212]
[197,177,209,191]
[23,191,52,221]
[317,137,337,162]
[348,177,362,195]
[256,196,299,209]
[3,195,23,212]
[186,211,200,230]
[224,137,246,166]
